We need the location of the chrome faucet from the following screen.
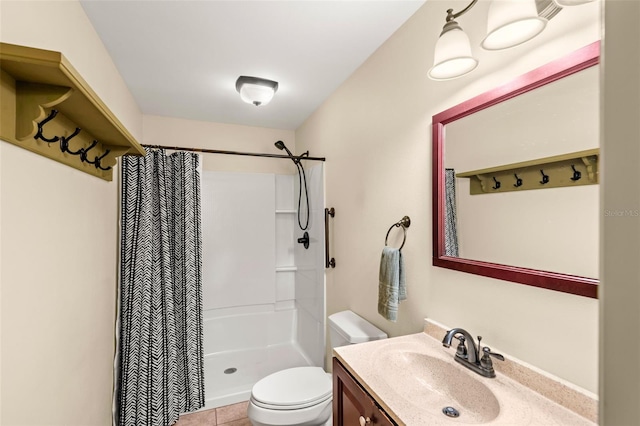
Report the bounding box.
[442,328,504,378]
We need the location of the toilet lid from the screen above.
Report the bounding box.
[251,367,332,409]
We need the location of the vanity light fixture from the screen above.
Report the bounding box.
[428,0,592,81]
[553,0,595,5]
[481,0,547,51]
[235,76,278,106]
[428,5,479,81]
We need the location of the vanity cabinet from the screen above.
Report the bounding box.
[333,358,396,426]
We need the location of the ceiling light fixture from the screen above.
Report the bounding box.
[235,76,279,106]
[428,0,593,81]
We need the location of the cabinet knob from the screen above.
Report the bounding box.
[359,416,371,426]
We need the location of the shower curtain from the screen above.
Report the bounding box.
[444,168,459,257]
[116,148,204,426]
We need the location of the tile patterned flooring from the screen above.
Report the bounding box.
[175,401,251,426]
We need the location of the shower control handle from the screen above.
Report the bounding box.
[297,231,310,249]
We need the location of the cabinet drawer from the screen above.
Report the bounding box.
[333,358,395,426]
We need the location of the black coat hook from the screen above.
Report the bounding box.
[513,174,523,187]
[570,165,582,181]
[492,177,501,190]
[35,109,60,143]
[87,149,112,171]
[79,140,98,162]
[539,169,549,185]
[59,127,81,153]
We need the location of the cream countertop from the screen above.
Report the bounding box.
[333,322,597,426]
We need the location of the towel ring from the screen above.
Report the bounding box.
[385,216,411,250]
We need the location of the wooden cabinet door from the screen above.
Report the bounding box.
[333,358,395,426]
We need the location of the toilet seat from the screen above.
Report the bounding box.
[251,367,332,410]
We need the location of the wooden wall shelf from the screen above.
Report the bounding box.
[456,149,599,195]
[0,42,145,181]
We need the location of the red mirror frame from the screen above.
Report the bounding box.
[432,41,600,299]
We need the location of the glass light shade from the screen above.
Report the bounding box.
[235,76,278,106]
[239,84,275,106]
[429,27,479,80]
[553,0,595,5]
[481,0,547,50]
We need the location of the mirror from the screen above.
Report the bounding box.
[432,41,599,298]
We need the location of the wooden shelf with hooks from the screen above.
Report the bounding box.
[0,42,145,181]
[456,149,599,195]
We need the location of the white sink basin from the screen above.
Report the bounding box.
[373,350,500,423]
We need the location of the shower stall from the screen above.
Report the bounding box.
[200,159,326,410]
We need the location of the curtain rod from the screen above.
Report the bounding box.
[141,144,326,162]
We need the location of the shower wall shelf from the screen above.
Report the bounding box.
[456,149,599,195]
[0,42,145,181]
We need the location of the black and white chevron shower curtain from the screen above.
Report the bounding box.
[444,168,459,257]
[116,149,204,426]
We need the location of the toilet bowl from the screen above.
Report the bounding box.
[247,367,332,426]
[247,310,387,426]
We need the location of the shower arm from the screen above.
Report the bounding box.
[295,151,310,164]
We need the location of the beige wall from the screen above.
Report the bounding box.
[600,0,640,424]
[0,1,142,424]
[143,115,295,174]
[297,0,600,393]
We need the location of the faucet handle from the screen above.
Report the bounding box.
[480,346,505,371]
[454,335,468,358]
[483,346,505,361]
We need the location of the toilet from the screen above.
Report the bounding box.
[247,310,388,426]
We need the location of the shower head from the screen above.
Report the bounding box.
[274,141,297,163]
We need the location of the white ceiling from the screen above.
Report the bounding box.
[80,0,426,130]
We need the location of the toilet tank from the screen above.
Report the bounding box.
[328,310,387,349]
